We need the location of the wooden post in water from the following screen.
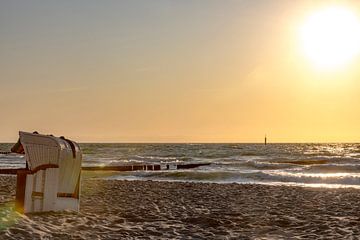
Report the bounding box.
[264,134,267,145]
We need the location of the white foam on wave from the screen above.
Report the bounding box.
[269,171,360,178]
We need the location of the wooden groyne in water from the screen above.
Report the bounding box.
[0,163,211,175]
[0,152,12,155]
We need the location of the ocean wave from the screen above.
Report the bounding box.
[304,164,360,173]
[4,143,360,188]
[107,170,243,183]
[107,169,360,186]
[241,171,360,185]
[213,160,300,170]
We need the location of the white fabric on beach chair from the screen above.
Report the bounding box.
[16,131,82,213]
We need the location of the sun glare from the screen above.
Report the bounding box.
[300,6,360,70]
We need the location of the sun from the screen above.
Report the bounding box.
[300,6,360,70]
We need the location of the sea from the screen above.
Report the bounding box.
[1,143,360,188]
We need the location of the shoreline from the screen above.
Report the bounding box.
[1,175,360,239]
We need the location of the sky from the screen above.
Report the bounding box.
[1,0,360,143]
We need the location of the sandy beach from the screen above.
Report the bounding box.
[0,173,360,239]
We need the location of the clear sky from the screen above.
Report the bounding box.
[1,0,360,143]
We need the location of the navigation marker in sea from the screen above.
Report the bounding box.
[265,134,267,145]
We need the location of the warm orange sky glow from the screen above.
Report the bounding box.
[1,1,360,143]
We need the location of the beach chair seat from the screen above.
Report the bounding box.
[15,131,82,213]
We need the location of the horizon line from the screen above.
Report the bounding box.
[1,141,360,144]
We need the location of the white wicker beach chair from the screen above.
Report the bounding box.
[15,131,82,213]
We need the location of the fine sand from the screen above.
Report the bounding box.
[1,173,360,239]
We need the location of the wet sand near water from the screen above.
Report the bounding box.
[0,174,360,239]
